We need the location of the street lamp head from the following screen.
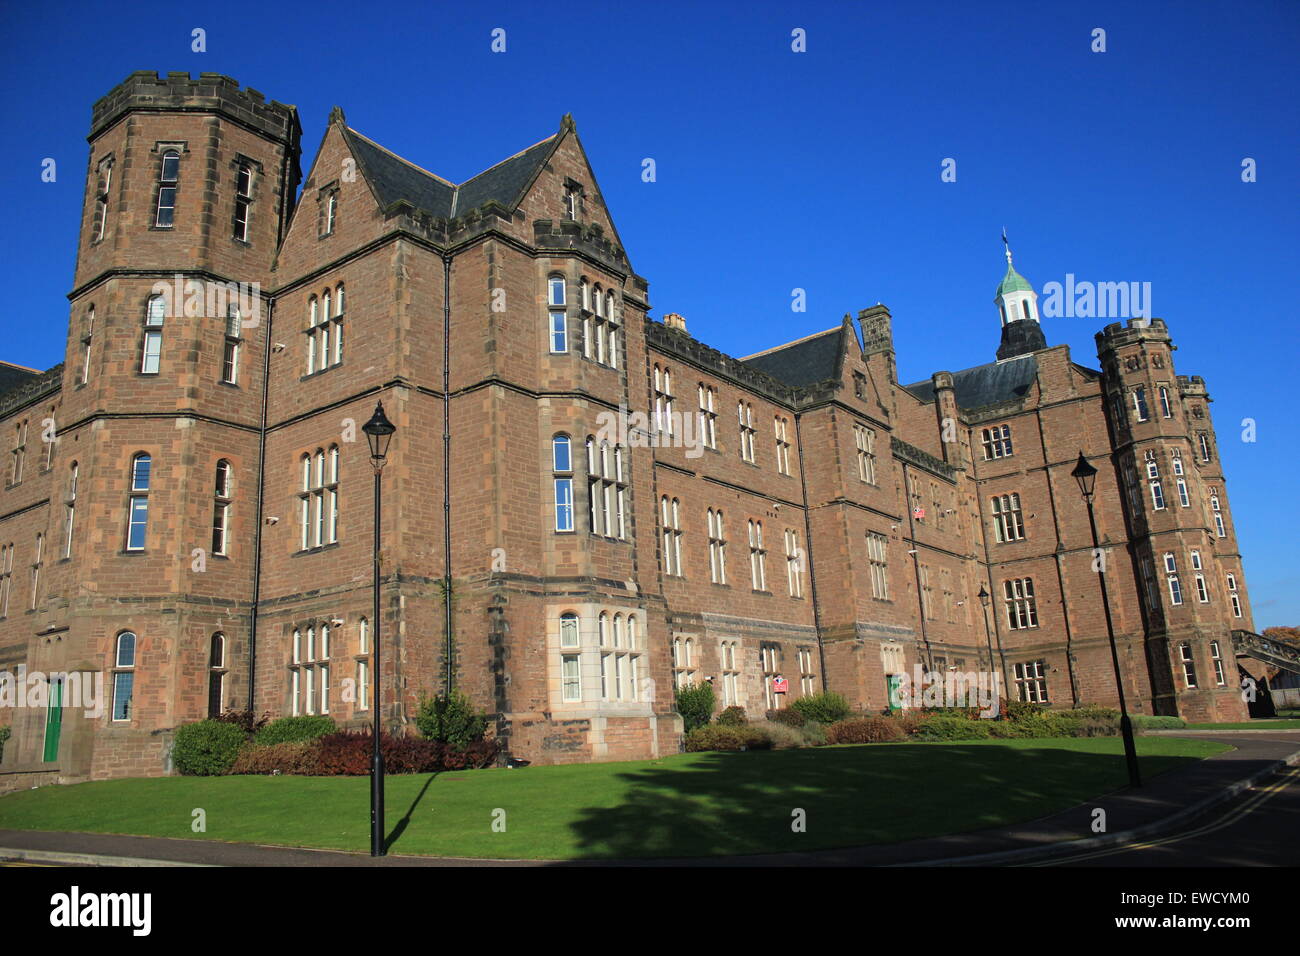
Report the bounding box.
[1070,451,1098,499]
[977,585,990,608]
[363,401,396,468]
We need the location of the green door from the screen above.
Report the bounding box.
[886,674,903,711]
[42,677,63,762]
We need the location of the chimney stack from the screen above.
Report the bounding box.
[663,312,687,333]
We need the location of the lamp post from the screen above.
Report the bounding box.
[363,400,396,856]
[977,586,1007,704]
[1071,451,1141,788]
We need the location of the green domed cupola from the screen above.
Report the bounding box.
[993,232,1047,360]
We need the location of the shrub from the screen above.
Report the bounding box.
[254,715,337,747]
[915,714,991,740]
[889,710,927,736]
[1003,699,1049,722]
[790,691,851,725]
[1131,715,1186,731]
[173,719,248,775]
[766,708,806,728]
[0,725,10,762]
[986,719,1036,738]
[1069,705,1121,722]
[797,720,829,747]
[684,725,772,752]
[415,691,489,751]
[213,709,270,737]
[759,722,807,749]
[675,681,716,733]
[826,717,906,744]
[716,706,748,726]
[229,740,321,775]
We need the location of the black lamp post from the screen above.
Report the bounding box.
[977,586,1005,704]
[1071,451,1141,788]
[363,401,396,856]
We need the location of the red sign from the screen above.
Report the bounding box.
[913,507,926,520]
[772,677,789,693]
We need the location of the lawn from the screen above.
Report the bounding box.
[0,737,1228,860]
[1182,719,1300,730]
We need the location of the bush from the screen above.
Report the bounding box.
[1069,705,1121,722]
[915,714,991,740]
[254,715,337,747]
[684,725,772,752]
[415,691,489,751]
[889,710,928,736]
[716,706,748,726]
[1131,715,1186,731]
[827,717,906,744]
[230,740,321,775]
[797,720,829,747]
[766,708,806,728]
[213,709,270,736]
[1003,699,1049,722]
[790,691,851,725]
[173,719,248,775]
[0,725,10,762]
[675,681,716,733]
[759,722,807,749]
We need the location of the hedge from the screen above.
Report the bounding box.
[173,719,248,775]
[254,715,338,747]
[684,725,773,752]
[827,717,905,744]
[789,691,851,725]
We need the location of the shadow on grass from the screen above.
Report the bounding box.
[385,773,438,852]
[563,743,1203,860]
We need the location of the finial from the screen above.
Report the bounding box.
[328,105,346,126]
[1002,227,1012,265]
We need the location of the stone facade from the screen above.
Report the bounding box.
[0,72,1257,783]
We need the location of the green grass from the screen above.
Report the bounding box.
[1182,719,1300,730]
[0,737,1228,860]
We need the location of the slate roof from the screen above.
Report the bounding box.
[342,126,558,220]
[0,362,62,417]
[740,326,849,388]
[0,361,41,397]
[903,354,1039,409]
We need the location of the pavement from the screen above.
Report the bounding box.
[1,731,1297,867]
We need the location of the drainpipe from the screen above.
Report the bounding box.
[247,295,273,712]
[442,252,454,693]
[793,414,827,690]
[903,462,934,672]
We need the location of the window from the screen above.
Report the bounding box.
[1172,453,1190,507]
[738,402,756,463]
[785,529,803,598]
[1158,385,1173,418]
[9,420,26,485]
[142,295,165,374]
[707,508,727,584]
[1191,550,1209,603]
[62,463,78,558]
[79,308,94,385]
[774,416,791,475]
[1209,641,1226,686]
[721,641,741,706]
[991,493,1025,542]
[1145,451,1165,510]
[661,496,683,575]
[306,288,344,374]
[1165,552,1183,605]
[563,186,577,220]
[698,385,718,449]
[581,284,618,368]
[919,564,934,621]
[653,366,674,435]
[867,532,889,599]
[222,306,242,384]
[599,613,640,702]
[233,161,254,242]
[291,623,331,715]
[552,435,574,532]
[1179,643,1197,688]
[28,533,43,609]
[762,643,783,710]
[155,149,180,227]
[607,292,619,369]
[587,439,627,539]
[795,647,818,698]
[211,460,232,556]
[672,636,697,688]
[112,631,136,721]
[318,187,339,236]
[1132,386,1149,422]
[126,453,152,551]
[1004,577,1038,629]
[981,424,1013,460]
[559,612,579,649]
[748,520,767,591]
[208,633,226,718]
[299,447,340,550]
[561,654,582,702]
[1198,432,1212,462]
[1014,660,1048,703]
[92,157,113,241]
[1210,492,1226,537]
[357,617,370,711]
[0,544,10,617]
[1227,573,1242,618]
[548,276,567,353]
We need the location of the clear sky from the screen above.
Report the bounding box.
[1,0,1296,626]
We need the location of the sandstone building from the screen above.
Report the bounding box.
[0,72,1265,784]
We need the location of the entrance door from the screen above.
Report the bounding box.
[42,675,63,762]
[886,674,903,711]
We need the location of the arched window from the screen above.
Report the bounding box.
[29,533,43,609]
[333,284,345,365]
[233,161,253,242]
[63,462,78,558]
[553,435,574,532]
[1021,300,1030,320]
[80,307,95,385]
[357,616,370,711]
[598,612,609,647]
[548,276,568,352]
[112,631,136,721]
[307,297,319,374]
[299,447,339,549]
[155,149,180,226]
[126,453,151,551]
[92,157,113,241]
[222,305,242,384]
[559,611,579,648]
[142,296,165,374]
[212,460,232,556]
[208,633,226,718]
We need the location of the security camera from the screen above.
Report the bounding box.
[272,342,286,352]
[265,516,279,524]
[330,618,345,627]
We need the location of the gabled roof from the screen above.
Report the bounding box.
[341,125,559,220]
[903,354,1039,409]
[0,361,42,398]
[740,325,852,388]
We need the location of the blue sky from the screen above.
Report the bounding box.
[1,0,1297,626]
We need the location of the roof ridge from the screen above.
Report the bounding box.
[738,326,842,361]
[0,359,42,373]
[345,127,457,188]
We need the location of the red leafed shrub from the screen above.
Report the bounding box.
[229,740,321,775]
[826,717,906,744]
[313,731,502,775]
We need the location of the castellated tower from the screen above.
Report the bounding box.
[1097,319,1249,722]
[27,72,302,778]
